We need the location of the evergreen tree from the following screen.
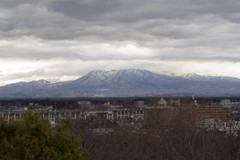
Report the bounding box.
[0,112,91,160]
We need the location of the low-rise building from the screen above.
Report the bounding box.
[192,105,227,122]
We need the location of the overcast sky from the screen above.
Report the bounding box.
[0,0,240,85]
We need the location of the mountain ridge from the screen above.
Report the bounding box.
[1,69,240,98]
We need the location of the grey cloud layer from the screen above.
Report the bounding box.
[0,0,240,62]
[49,0,240,22]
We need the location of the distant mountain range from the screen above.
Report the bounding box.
[1,69,240,98]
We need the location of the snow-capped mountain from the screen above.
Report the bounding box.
[181,73,240,82]
[0,69,240,98]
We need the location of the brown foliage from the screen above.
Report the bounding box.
[73,109,240,160]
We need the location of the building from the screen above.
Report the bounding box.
[107,107,144,122]
[220,99,240,108]
[134,100,145,108]
[169,99,181,107]
[192,105,227,122]
[144,106,177,128]
[158,98,167,106]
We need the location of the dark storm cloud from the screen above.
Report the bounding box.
[0,0,36,8]
[48,0,240,22]
[49,0,121,20]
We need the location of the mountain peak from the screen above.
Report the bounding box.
[1,69,240,98]
[85,69,155,79]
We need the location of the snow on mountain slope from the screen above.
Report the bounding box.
[1,69,240,98]
[181,73,240,82]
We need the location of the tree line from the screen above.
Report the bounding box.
[1,109,240,160]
